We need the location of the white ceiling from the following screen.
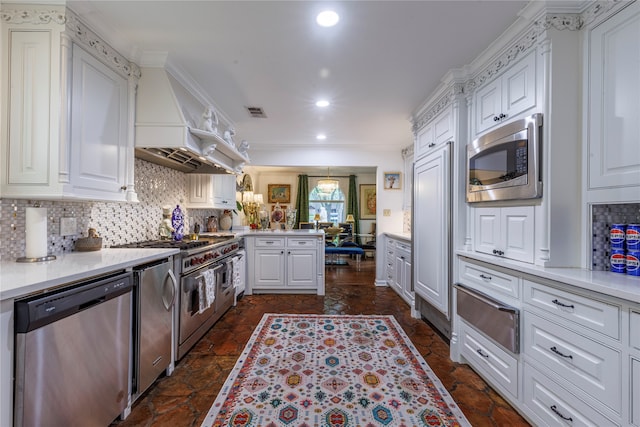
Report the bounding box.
[67,0,529,155]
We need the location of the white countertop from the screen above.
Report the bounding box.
[242,229,324,236]
[0,248,180,301]
[457,250,640,304]
[384,232,411,242]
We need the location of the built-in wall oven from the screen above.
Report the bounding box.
[467,113,543,203]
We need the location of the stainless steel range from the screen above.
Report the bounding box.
[114,236,242,360]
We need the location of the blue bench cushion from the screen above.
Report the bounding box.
[325,247,364,255]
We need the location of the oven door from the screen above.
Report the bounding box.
[179,263,222,347]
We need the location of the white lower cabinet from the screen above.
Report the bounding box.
[523,311,621,413]
[245,235,324,295]
[523,362,621,427]
[459,319,518,398]
[454,255,637,426]
[385,236,413,307]
[474,206,534,263]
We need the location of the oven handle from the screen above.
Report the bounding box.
[454,283,517,313]
[162,269,177,310]
[183,264,224,293]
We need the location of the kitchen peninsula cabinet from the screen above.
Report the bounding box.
[245,231,325,295]
[0,5,138,202]
[384,235,413,307]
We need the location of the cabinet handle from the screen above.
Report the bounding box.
[280,250,284,254]
[265,241,275,245]
[476,348,489,358]
[549,346,573,359]
[479,274,492,281]
[428,142,436,148]
[298,241,307,245]
[551,299,574,309]
[288,251,291,255]
[492,249,504,256]
[499,113,506,119]
[550,405,573,422]
[120,185,127,191]
[493,116,500,122]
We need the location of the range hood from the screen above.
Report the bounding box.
[135,67,249,174]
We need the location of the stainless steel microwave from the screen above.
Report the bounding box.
[467,113,542,203]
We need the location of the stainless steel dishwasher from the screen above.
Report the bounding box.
[14,272,132,427]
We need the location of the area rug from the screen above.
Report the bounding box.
[202,314,470,426]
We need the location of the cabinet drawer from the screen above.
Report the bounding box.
[459,319,518,398]
[254,238,284,248]
[287,238,315,248]
[524,311,621,412]
[523,362,620,427]
[458,259,519,300]
[523,279,620,339]
[631,310,640,351]
[395,240,411,253]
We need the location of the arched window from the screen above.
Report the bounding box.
[308,186,345,223]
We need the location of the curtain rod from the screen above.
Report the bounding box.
[307,175,352,178]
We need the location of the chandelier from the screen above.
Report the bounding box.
[317,167,339,194]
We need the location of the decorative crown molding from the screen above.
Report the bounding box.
[64,9,139,80]
[581,0,624,27]
[0,6,65,25]
[402,144,414,158]
[412,83,464,134]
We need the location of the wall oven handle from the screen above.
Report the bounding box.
[454,283,517,313]
[163,269,177,310]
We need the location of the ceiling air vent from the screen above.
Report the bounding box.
[246,106,267,118]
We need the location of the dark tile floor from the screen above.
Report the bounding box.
[113,259,530,427]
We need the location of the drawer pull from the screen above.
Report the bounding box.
[549,346,573,360]
[552,299,575,309]
[298,241,307,245]
[550,405,573,422]
[476,348,489,358]
[479,274,492,281]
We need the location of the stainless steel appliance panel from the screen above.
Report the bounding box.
[14,273,132,427]
[455,283,519,353]
[136,260,176,395]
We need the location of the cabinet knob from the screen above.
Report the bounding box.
[428,143,436,148]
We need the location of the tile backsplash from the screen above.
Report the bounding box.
[592,203,640,271]
[0,159,221,261]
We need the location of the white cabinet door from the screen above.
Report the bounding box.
[187,174,212,206]
[433,107,454,145]
[474,50,537,136]
[474,206,534,263]
[5,31,52,187]
[587,1,640,194]
[502,207,534,263]
[287,249,316,288]
[415,122,434,157]
[212,174,236,209]
[70,45,129,199]
[400,254,413,305]
[474,207,501,256]
[253,249,285,288]
[475,79,502,134]
[633,358,640,426]
[414,144,450,316]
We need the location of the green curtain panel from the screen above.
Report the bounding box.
[347,175,361,244]
[295,174,309,228]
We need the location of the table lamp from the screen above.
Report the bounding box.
[345,214,355,239]
[314,213,321,230]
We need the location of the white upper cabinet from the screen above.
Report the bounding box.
[187,174,236,209]
[415,105,454,158]
[0,5,138,202]
[586,1,640,202]
[474,50,537,136]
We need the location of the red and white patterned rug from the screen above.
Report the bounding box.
[202,314,470,426]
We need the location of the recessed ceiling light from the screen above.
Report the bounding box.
[316,134,327,140]
[316,10,339,27]
[316,100,330,108]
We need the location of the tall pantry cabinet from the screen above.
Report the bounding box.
[411,72,467,339]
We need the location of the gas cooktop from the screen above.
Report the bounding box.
[112,237,234,251]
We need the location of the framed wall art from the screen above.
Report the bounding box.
[268,184,291,203]
[383,172,401,190]
[359,184,376,219]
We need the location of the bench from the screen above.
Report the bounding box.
[325,246,365,265]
